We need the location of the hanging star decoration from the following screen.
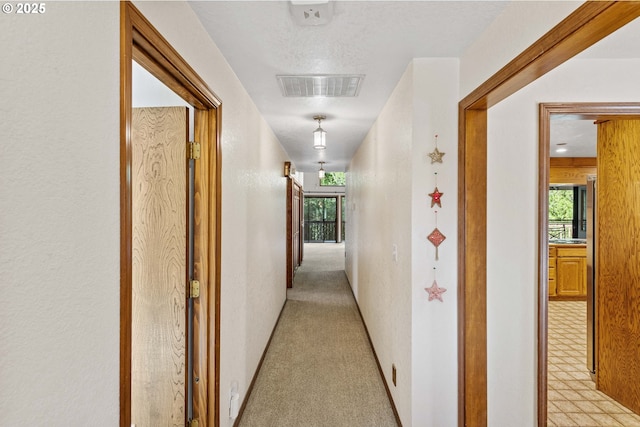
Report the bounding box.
[428,134,445,164]
[425,268,447,302]
[428,172,444,208]
[429,172,444,207]
[429,187,444,208]
[425,279,447,302]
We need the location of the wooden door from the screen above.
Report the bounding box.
[131,106,189,426]
[286,178,303,288]
[596,119,640,414]
[293,182,303,269]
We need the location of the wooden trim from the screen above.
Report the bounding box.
[121,3,222,426]
[286,178,293,288]
[193,108,208,426]
[537,103,551,427]
[212,105,223,427]
[458,108,488,425]
[458,2,640,426]
[119,4,133,426]
[233,301,288,427]
[460,2,640,111]
[549,157,597,185]
[538,102,640,426]
[127,7,221,110]
[550,157,596,167]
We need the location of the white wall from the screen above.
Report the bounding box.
[0,2,120,425]
[346,58,459,426]
[410,58,459,426]
[132,3,290,426]
[347,63,414,424]
[1,2,290,426]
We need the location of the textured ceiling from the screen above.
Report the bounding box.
[189,0,509,172]
[188,2,640,170]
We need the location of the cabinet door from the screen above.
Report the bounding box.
[548,247,557,296]
[556,257,585,297]
[548,266,556,296]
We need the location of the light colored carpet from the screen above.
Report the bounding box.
[237,243,398,427]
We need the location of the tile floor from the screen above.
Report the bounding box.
[548,301,640,426]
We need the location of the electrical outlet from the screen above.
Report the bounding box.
[392,364,397,387]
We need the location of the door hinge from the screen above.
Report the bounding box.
[188,419,199,427]
[189,280,200,299]
[189,141,201,160]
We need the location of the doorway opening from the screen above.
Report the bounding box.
[120,3,222,426]
[304,196,345,243]
[458,3,640,425]
[539,103,640,425]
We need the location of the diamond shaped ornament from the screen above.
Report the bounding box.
[427,228,446,260]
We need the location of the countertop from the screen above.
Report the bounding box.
[549,240,586,247]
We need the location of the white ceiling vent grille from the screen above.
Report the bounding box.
[277,75,365,98]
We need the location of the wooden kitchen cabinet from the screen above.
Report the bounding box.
[549,245,587,299]
[548,247,557,296]
[557,257,585,296]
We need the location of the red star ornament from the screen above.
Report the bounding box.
[428,187,444,208]
[425,280,447,302]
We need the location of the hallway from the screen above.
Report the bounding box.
[237,243,398,427]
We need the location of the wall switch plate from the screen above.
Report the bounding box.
[392,244,398,262]
[229,381,240,419]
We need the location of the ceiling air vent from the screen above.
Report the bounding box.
[276,74,365,98]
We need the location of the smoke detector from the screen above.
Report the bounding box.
[289,1,333,26]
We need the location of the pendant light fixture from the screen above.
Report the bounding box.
[313,115,326,150]
[318,161,325,179]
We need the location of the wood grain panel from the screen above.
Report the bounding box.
[549,164,597,185]
[596,120,640,415]
[192,107,223,427]
[458,107,487,425]
[131,107,188,427]
[192,108,209,426]
[556,258,584,297]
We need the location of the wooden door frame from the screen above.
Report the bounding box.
[286,177,304,288]
[458,2,640,426]
[538,102,640,425]
[120,3,222,426]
